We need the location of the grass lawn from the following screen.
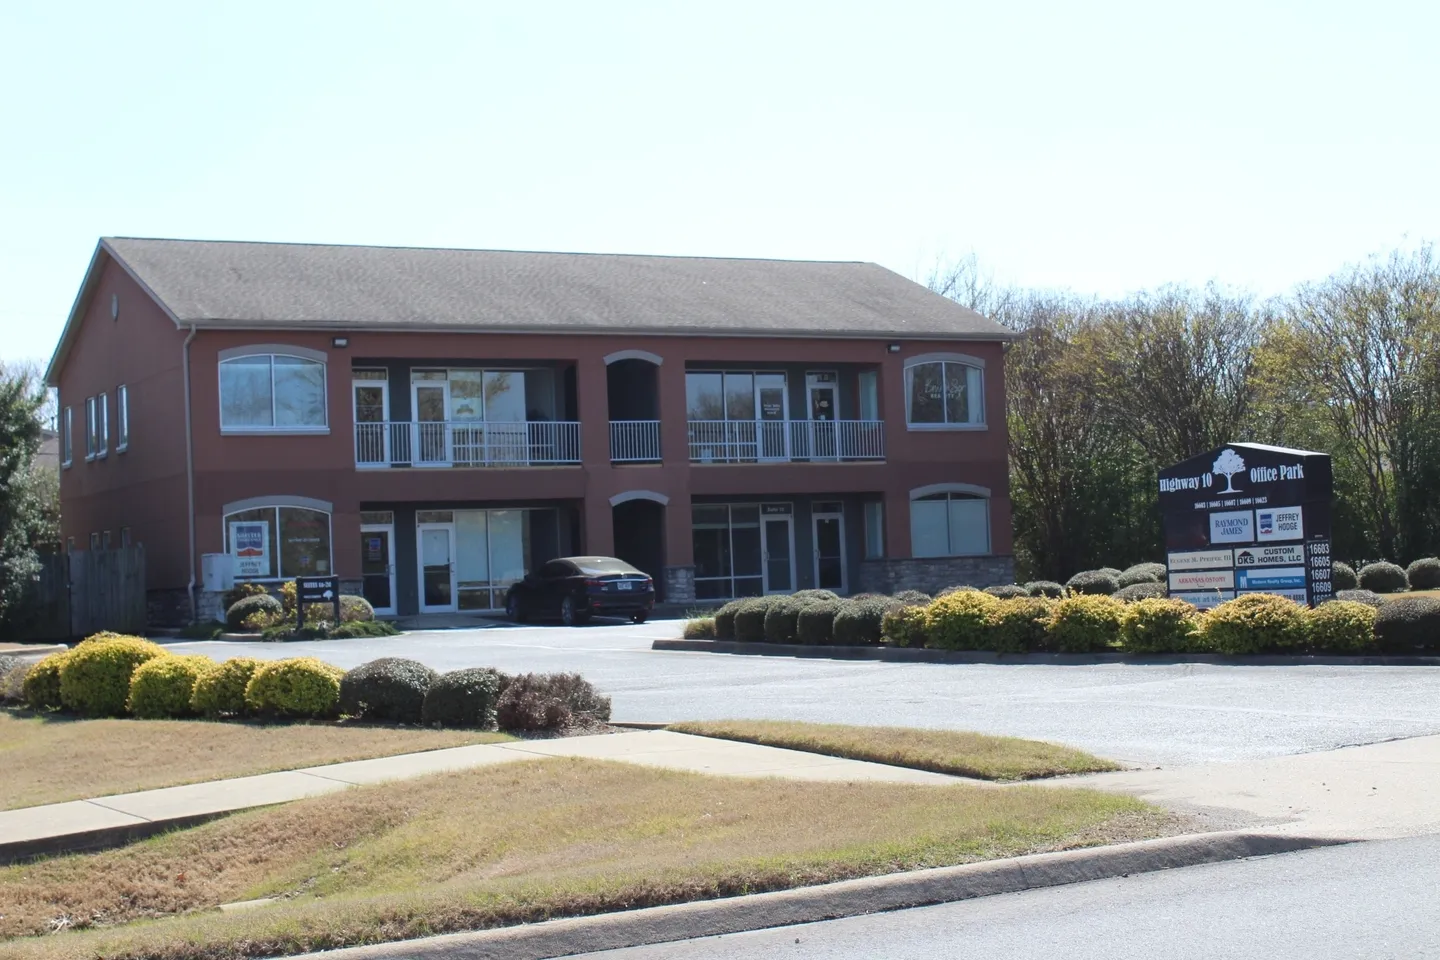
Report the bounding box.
[669,720,1120,780]
[0,757,1173,960]
[0,711,510,810]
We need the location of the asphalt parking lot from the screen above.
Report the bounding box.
[165,620,1440,767]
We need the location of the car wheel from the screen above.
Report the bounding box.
[631,611,648,624]
[561,595,583,626]
[506,591,525,623]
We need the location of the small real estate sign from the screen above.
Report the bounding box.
[229,521,270,578]
[1157,443,1334,607]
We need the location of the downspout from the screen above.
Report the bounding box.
[183,324,198,621]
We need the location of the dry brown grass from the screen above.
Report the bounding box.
[0,710,510,810]
[669,719,1121,780]
[0,758,1174,960]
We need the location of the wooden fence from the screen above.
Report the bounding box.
[18,546,147,640]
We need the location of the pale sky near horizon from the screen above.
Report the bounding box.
[1,1,1435,369]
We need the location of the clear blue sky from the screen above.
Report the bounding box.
[2,0,1435,368]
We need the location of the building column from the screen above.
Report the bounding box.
[663,490,695,603]
[658,359,689,467]
[884,487,910,559]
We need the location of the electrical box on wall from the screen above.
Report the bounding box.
[201,552,235,592]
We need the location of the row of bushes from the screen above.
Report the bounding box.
[1049,558,1440,600]
[0,634,610,732]
[222,581,393,637]
[687,589,1440,656]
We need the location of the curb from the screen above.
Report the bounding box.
[286,830,1350,960]
[652,639,1440,667]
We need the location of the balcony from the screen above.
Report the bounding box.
[355,421,581,468]
[610,420,662,463]
[687,419,884,463]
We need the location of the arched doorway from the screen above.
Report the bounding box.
[611,491,667,600]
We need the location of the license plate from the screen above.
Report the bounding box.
[617,581,633,591]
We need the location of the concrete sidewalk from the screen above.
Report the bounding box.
[0,730,956,862]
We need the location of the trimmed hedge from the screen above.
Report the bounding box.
[1305,601,1377,654]
[1199,593,1305,655]
[892,590,932,605]
[733,597,775,643]
[763,597,804,644]
[1372,596,1440,653]
[22,652,68,710]
[683,617,716,639]
[988,596,1053,653]
[226,593,283,631]
[339,595,376,622]
[791,589,841,603]
[1066,570,1121,596]
[881,604,928,647]
[1335,588,1384,608]
[983,584,1029,599]
[190,658,263,717]
[1047,594,1125,653]
[832,596,896,646]
[496,672,610,731]
[1331,562,1358,591]
[1117,563,1167,587]
[339,657,439,723]
[244,657,345,718]
[713,600,743,640]
[1405,557,1440,591]
[59,635,169,717]
[1113,581,1167,602]
[127,655,213,719]
[1119,598,1199,654]
[222,581,269,613]
[422,667,508,730]
[924,590,998,650]
[1357,561,1408,594]
[1024,581,1065,599]
[796,599,842,645]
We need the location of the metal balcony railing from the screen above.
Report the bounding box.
[687,419,884,463]
[355,420,581,467]
[609,420,662,462]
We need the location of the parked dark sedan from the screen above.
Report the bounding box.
[505,556,655,625]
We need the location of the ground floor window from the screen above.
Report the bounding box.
[225,505,333,580]
[863,500,884,559]
[910,492,989,558]
[414,508,558,611]
[692,504,763,600]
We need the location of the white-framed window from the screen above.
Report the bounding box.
[101,530,112,549]
[222,499,333,581]
[88,531,100,550]
[116,385,129,451]
[863,500,885,559]
[910,488,990,558]
[84,397,97,459]
[904,355,985,429]
[219,349,328,433]
[97,391,109,457]
[61,406,73,467]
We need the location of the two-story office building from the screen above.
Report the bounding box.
[46,238,1016,622]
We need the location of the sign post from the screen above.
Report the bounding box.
[1157,443,1333,608]
[295,576,342,629]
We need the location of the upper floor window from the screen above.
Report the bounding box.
[220,349,327,432]
[62,406,73,467]
[84,397,97,459]
[910,486,990,558]
[98,392,109,456]
[116,385,129,451]
[904,356,984,428]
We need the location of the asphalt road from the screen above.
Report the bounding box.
[574,835,1440,959]
[166,620,1440,766]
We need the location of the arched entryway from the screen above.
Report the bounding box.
[611,490,668,600]
[605,350,662,463]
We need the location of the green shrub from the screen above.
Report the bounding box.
[1024,581,1065,599]
[1046,594,1125,652]
[1119,598,1200,654]
[178,620,225,640]
[983,584,1029,599]
[935,585,975,597]
[713,600,744,640]
[127,655,213,719]
[495,672,610,731]
[1358,561,1408,594]
[1117,562,1167,587]
[733,597,777,642]
[1065,570,1120,596]
[1331,562,1358,591]
[222,581,269,613]
[422,667,508,729]
[1372,596,1440,653]
[1114,581,1167,602]
[339,595,376,622]
[1306,601,1377,654]
[881,604,928,647]
[226,593,283,631]
[1336,588,1384,608]
[339,657,439,723]
[21,652,68,710]
[244,657,345,718]
[893,590,932,605]
[796,599,842,645]
[832,596,897,646]
[59,635,169,717]
[326,620,399,639]
[1405,558,1440,591]
[923,590,998,650]
[763,597,804,644]
[1199,594,1306,655]
[190,657,263,717]
[790,589,841,603]
[683,617,716,639]
[987,596,1053,653]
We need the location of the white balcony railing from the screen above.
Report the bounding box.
[610,420,662,462]
[355,420,581,468]
[687,419,884,463]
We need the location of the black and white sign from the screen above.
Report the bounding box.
[295,576,341,628]
[1209,510,1254,545]
[1167,549,1234,571]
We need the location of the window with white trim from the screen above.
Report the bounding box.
[910,492,989,557]
[223,504,333,580]
[98,391,109,456]
[863,500,885,559]
[117,385,129,451]
[220,353,327,430]
[84,397,97,459]
[62,406,73,467]
[905,361,984,427]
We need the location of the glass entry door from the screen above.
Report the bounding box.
[360,524,395,615]
[353,378,389,465]
[756,373,789,460]
[413,382,450,465]
[417,524,456,612]
[761,509,794,593]
[807,372,838,459]
[813,508,846,593]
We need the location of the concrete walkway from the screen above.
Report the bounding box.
[0,730,956,861]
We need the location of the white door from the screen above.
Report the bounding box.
[360,524,396,615]
[806,372,839,459]
[412,381,451,466]
[417,523,456,612]
[761,512,795,594]
[812,508,847,594]
[353,380,390,466]
[755,373,789,461]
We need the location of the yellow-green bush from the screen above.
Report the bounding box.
[244,657,345,718]
[127,655,213,719]
[191,657,264,717]
[923,589,999,650]
[1199,593,1305,655]
[1119,598,1201,654]
[1305,600,1377,653]
[22,651,69,710]
[881,604,928,647]
[1046,594,1125,653]
[988,596,1054,653]
[682,617,716,639]
[59,635,169,716]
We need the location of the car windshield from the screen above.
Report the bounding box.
[568,557,643,576]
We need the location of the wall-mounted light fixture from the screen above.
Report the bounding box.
[332,337,350,348]
[887,343,901,353]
